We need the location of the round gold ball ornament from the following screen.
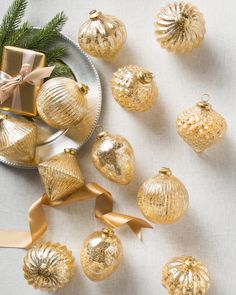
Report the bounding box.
[176,95,227,153]
[0,113,37,163]
[137,167,189,224]
[23,242,75,292]
[91,129,135,184]
[155,2,206,53]
[80,228,123,281]
[37,77,89,130]
[38,148,84,201]
[111,65,157,112]
[78,10,127,60]
[162,256,210,294]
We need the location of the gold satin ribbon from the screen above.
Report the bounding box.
[0,183,152,249]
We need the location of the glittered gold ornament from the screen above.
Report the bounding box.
[162,256,210,294]
[111,65,157,112]
[23,242,75,292]
[155,2,206,53]
[38,148,84,201]
[137,167,189,224]
[91,130,135,184]
[78,10,127,60]
[176,95,227,153]
[37,77,89,130]
[80,228,123,281]
[0,113,37,163]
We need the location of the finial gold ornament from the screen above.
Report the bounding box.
[176,95,227,153]
[155,2,206,53]
[111,65,157,112]
[162,256,210,294]
[78,10,127,60]
[23,242,75,292]
[137,168,189,224]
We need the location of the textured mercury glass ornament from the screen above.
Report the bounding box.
[80,228,123,281]
[176,96,227,153]
[0,113,37,162]
[23,242,75,292]
[37,77,89,130]
[78,10,127,60]
[137,167,189,224]
[111,65,157,112]
[155,2,205,53]
[91,130,135,184]
[162,256,210,294]
[38,148,84,201]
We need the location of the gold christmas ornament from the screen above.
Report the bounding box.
[23,242,75,292]
[91,129,135,184]
[155,2,206,53]
[162,256,210,294]
[137,167,189,224]
[78,10,127,60]
[80,228,123,281]
[0,113,37,163]
[111,65,157,112]
[37,77,89,130]
[38,148,84,201]
[176,95,227,153]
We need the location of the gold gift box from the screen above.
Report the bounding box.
[0,46,46,117]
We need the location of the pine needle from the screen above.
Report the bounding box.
[46,46,67,64]
[5,22,32,47]
[51,62,73,78]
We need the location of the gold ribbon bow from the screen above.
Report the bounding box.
[0,183,152,249]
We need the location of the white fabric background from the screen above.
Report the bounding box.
[0,0,236,294]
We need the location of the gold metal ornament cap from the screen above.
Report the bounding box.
[23,242,75,292]
[162,256,210,294]
[155,2,206,53]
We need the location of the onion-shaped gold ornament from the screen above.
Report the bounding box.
[78,10,127,60]
[37,77,89,130]
[23,242,75,292]
[155,2,206,53]
[38,148,84,201]
[162,256,210,294]
[80,228,123,281]
[137,167,189,224]
[176,96,227,153]
[91,130,135,184]
[111,65,157,112]
[0,114,37,163]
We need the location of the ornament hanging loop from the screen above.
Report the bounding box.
[95,124,108,138]
[201,93,210,103]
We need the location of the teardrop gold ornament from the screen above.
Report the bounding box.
[176,98,227,153]
[80,228,123,281]
[155,2,206,53]
[78,10,127,60]
[23,242,75,292]
[38,148,84,201]
[91,130,135,184]
[111,65,158,112]
[0,113,37,163]
[137,167,189,224]
[162,256,210,294]
[37,77,89,130]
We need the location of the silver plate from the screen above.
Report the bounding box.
[0,32,102,169]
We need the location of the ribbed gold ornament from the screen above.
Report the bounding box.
[38,148,84,201]
[78,10,127,60]
[111,65,157,112]
[155,2,205,53]
[137,168,189,224]
[23,242,75,292]
[162,256,210,295]
[80,228,123,281]
[176,98,227,153]
[91,130,135,184]
[37,77,89,130]
[0,114,37,163]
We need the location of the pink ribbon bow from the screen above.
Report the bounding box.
[0,48,54,111]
